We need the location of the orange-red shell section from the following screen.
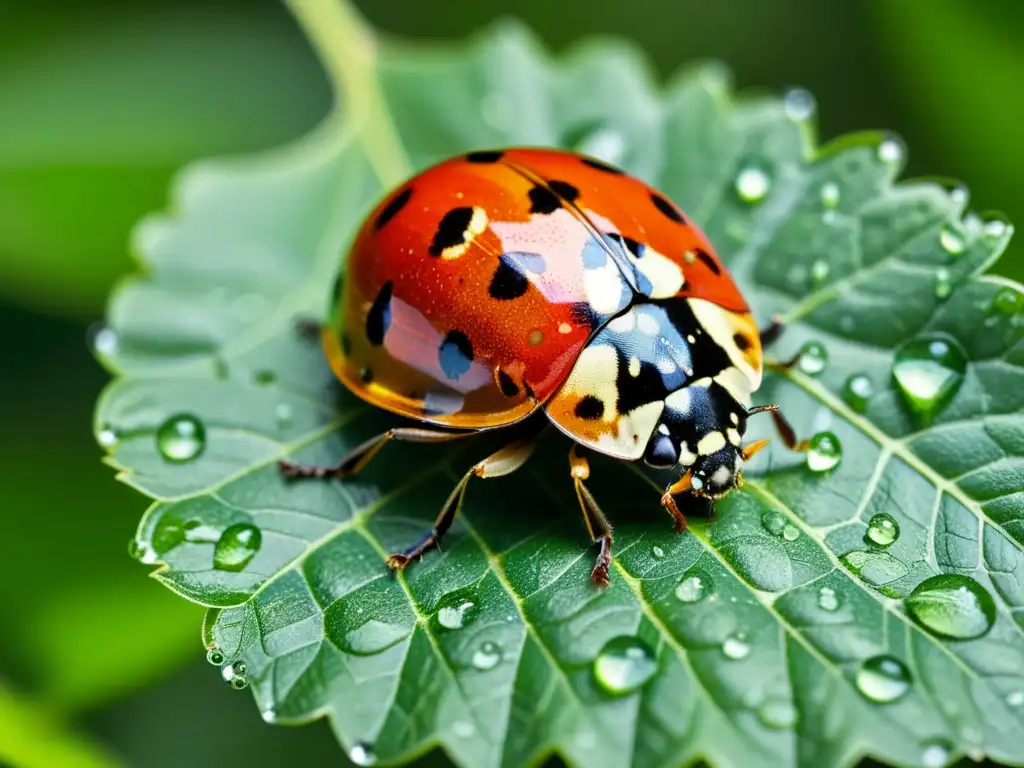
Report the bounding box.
[324,148,749,430]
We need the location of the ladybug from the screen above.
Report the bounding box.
[279,147,806,586]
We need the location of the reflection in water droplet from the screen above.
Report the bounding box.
[810,260,829,286]
[722,634,751,660]
[437,599,477,630]
[865,513,900,548]
[651,545,665,560]
[97,428,118,449]
[905,574,996,640]
[820,182,840,210]
[855,655,911,702]
[349,743,376,766]
[213,523,261,571]
[734,161,773,205]
[992,287,1023,317]
[877,139,903,164]
[921,740,951,768]
[891,334,968,424]
[757,697,798,729]
[472,641,502,671]
[675,572,711,603]
[781,524,800,542]
[593,636,657,695]
[782,88,815,121]
[939,225,966,255]
[934,268,952,299]
[806,432,842,473]
[797,341,828,376]
[156,414,206,463]
[817,586,839,612]
[206,649,225,666]
[221,660,249,690]
[843,374,874,413]
[452,721,475,739]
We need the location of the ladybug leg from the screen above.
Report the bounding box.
[278,427,474,480]
[660,471,693,533]
[747,404,810,452]
[568,445,614,588]
[386,435,540,571]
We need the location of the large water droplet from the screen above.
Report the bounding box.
[782,87,815,121]
[817,586,840,612]
[213,523,261,571]
[865,513,900,548]
[437,598,477,630]
[472,641,502,671]
[757,697,798,729]
[221,660,249,690]
[855,655,911,702]
[349,743,376,766]
[806,431,842,473]
[939,225,966,255]
[991,287,1023,317]
[206,649,225,666]
[734,160,773,205]
[156,413,206,463]
[593,636,657,695]
[820,182,840,210]
[905,574,996,640]
[921,740,951,768]
[843,374,874,413]
[933,268,952,300]
[675,572,711,604]
[797,341,828,375]
[722,633,751,660]
[891,334,968,423]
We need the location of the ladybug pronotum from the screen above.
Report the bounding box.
[279,147,806,586]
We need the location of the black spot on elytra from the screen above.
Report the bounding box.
[574,395,605,420]
[466,150,504,163]
[375,187,413,230]
[548,180,580,204]
[489,256,530,300]
[733,333,751,351]
[439,330,474,380]
[365,281,393,346]
[570,301,597,328]
[582,157,625,174]
[651,192,686,224]
[616,352,670,416]
[660,298,733,378]
[695,248,721,275]
[429,207,475,257]
[497,370,520,397]
[528,186,561,215]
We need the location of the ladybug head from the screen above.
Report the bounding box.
[689,443,743,499]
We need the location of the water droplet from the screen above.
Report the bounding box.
[213,523,261,571]
[349,743,376,766]
[865,513,900,548]
[878,138,903,165]
[891,334,968,424]
[274,402,293,425]
[806,431,842,473]
[983,217,1009,240]
[452,720,475,739]
[820,182,840,209]
[593,636,657,695]
[762,511,786,536]
[781,524,800,542]
[1006,690,1024,708]
[921,740,951,768]
[810,259,830,286]
[97,427,118,449]
[437,599,477,630]
[782,88,815,121]
[722,634,751,660]
[934,268,952,299]
[817,586,840,612]
[651,545,665,560]
[221,660,249,690]
[261,707,277,723]
[156,413,206,463]
[734,160,773,205]
[90,325,119,356]
[992,287,1023,316]
[855,655,911,702]
[757,697,798,729]
[939,225,965,255]
[127,539,145,561]
[675,572,711,603]
[843,374,874,413]
[472,641,502,671]
[206,649,225,666]
[797,341,828,375]
[905,574,996,640]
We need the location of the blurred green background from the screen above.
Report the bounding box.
[1,1,1020,766]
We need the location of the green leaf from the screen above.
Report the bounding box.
[96,1,1024,766]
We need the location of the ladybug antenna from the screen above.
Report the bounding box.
[746,403,780,416]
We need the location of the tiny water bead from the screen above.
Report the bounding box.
[651,545,665,560]
[213,523,262,572]
[593,636,657,695]
[206,649,225,666]
[472,641,502,671]
[820,181,841,210]
[675,572,711,603]
[437,599,477,630]
[891,334,968,424]
[274,402,293,425]
[934,268,952,300]
[782,87,815,121]
[127,539,145,561]
[781,524,800,542]
[939,225,966,255]
[817,586,840,612]
[864,513,900,548]
[722,634,751,660]
[797,340,828,376]
[1007,691,1024,708]
[806,431,842,473]
[921,740,951,768]
[762,512,786,537]
[757,698,798,729]
[90,325,119,356]
[221,660,249,690]
[810,259,830,286]
[992,287,1023,316]
[983,216,1009,240]
[734,160,773,205]
[349,743,377,766]
[905,574,996,640]
[843,374,874,413]
[97,427,118,449]
[156,413,206,463]
[452,721,475,739]
[855,655,911,703]
[877,138,903,165]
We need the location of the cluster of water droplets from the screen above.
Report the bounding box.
[206,647,249,690]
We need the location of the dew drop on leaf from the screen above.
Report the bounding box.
[1007,690,1024,708]
[651,545,665,560]
[452,721,475,739]
[675,572,711,603]
[855,655,911,703]
[797,340,828,375]
[221,660,248,690]
[89,324,119,356]
[877,138,903,164]
[891,334,967,424]
[817,586,840,612]
[206,649,225,666]
[921,740,951,768]
[472,641,502,671]
[782,87,815,121]
[933,268,952,299]
[806,431,842,473]
[213,523,261,571]
[722,633,751,660]
[761,512,786,537]
[127,539,146,562]
[781,524,800,542]
[349,743,376,766]
[734,159,772,205]
[939,225,966,255]
[991,287,1023,317]
[810,259,829,286]
[593,636,657,695]
[864,513,900,548]
[820,181,840,210]
[757,697,798,729]
[983,216,1009,240]
[843,374,874,413]
[156,413,206,463]
[905,574,996,640]
[437,599,477,630]
[97,427,118,449]
[261,707,277,724]
[274,402,293,425]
